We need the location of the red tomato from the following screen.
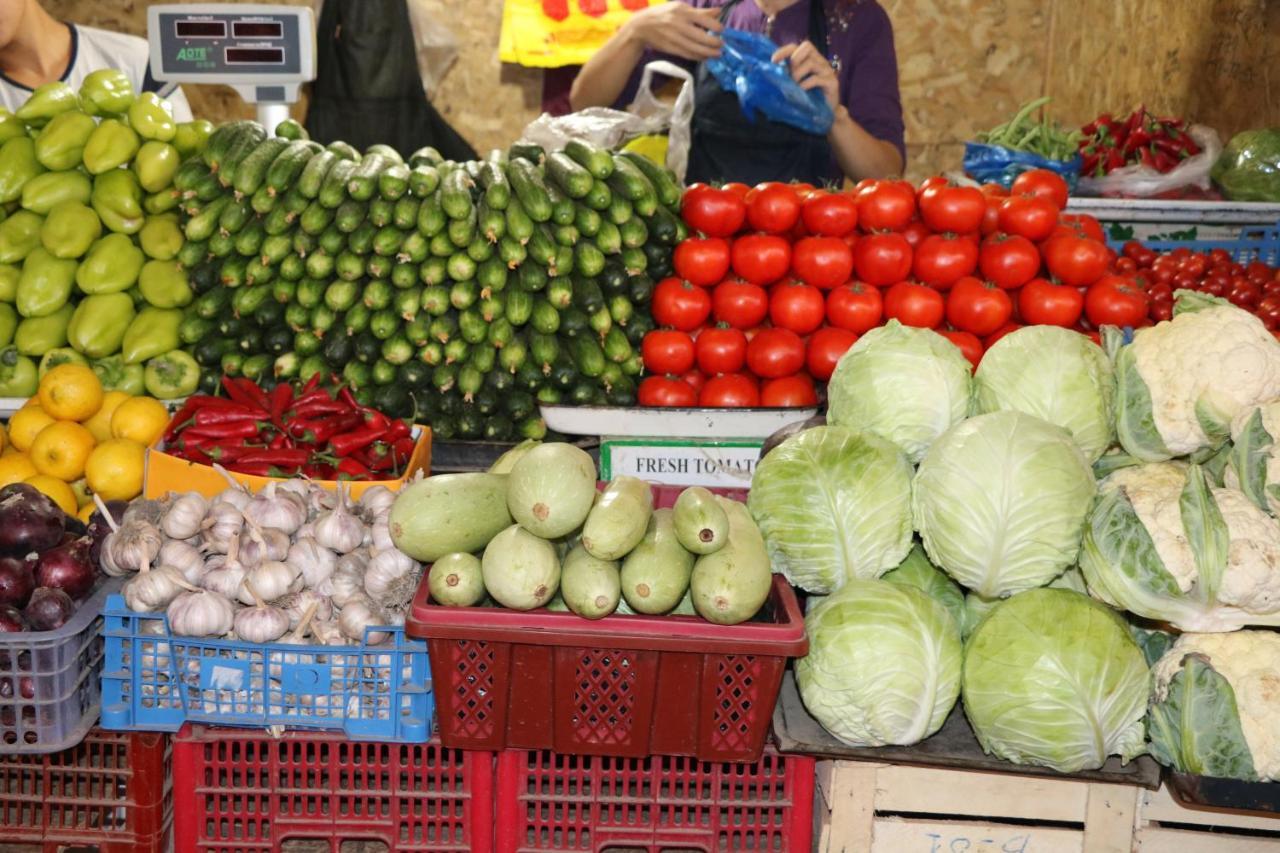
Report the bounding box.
[680,184,747,238]
[980,182,1010,198]
[746,328,806,378]
[1043,234,1110,288]
[638,376,697,408]
[673,237,731,287]
[761,374,819,407]
[979,234,1041,290]
[884,281,945,329]
[984,322,1024,349]
[946,277,1013,336]
[694,325,747,375]
[856,181,917,231]
[980,197,1001,236]
[1059,214,1107,245]
[746,183,802,234]
[641,330,695,375]
[937,330,983,370]
[826,282,883,333]
[801,193,858,237]
[700,373,760,408]
[901,220,932,248]
[682,369,708,393]
[769,281,826,335]
[1085,276,1149,327]
[791,236,854,289]
[1011,169,1069,210]
[919,185,986,234]
[853,232,913,287]
[1018,278,1084,327]
[722,182,751,201]
[917,175,950,199]
[731,234,792,285]
[712,279,769,329]
[998,195,1060,242]
[806,327,859,381]
[652,277,712,331]
[913,234,979,290]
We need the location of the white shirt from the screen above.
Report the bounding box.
[0,23,193,122]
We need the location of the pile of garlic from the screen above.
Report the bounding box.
[98,473,423,647]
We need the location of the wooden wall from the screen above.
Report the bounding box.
[45,0,1280,180]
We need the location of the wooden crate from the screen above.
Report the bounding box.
[816,761,1280,853]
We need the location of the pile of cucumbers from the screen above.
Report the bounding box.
[176,120,685,441]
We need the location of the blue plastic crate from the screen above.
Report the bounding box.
[100,594,432,742]
[1118,225,1280,265]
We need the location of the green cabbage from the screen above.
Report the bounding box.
[912,411,1096,598]
[748,425,913,594]
[960,567,1088,639]
[1212,129,1280,202]
[962,588,1149,773]
[882,543,965,632]
[827,320,973,464]
[974,326,1114,462]
[798,578,962,747]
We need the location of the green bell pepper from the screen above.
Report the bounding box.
[138,260,192,308]
[126,92,176,143]
[173,120,214,159]
[76,233,144,294]
[91,168,144,234]
[91,355,145,395]
[21,170,92,214]
[121,305,181,364]
[144,349,200,399]
[40,201,101,259]
[0,137,46,204]
[0,303,17,347]
[68,292,135,358]
[138,215,183,261]
[34,110,96,171]
[16,247,76,318]
[0,110,25,145]
[37,347,88,377]
[14,82,80,127]
[0,346,37,397]
[0,265,17,302]
[78,69,135,117]
[0,211,43,264]
[82,118,140,175]
[14,302,73,355]
[133,141,181,193]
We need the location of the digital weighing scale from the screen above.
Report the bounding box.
[146,4,316,132]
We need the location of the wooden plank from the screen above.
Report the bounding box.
[1142,785,1280,833]
[1083,783,1140,853]
[872,817,1084,853]
[817,761,878,853]
[1136,826,1280,853]
[873,763,1089,823]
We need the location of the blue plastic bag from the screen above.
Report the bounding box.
[963,142,1082,191]
[704,29,834,136]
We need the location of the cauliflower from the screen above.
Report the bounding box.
[1150,631,1280,781]
[1117,294,1280,462]
[1226,399,1280,517]
[1080,461,1280,632]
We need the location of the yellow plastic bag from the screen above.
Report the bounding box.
[500,0,667,69]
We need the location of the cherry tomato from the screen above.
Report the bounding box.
[884,281,945,329]
[746,327,806,378]
[712,279,769,329]
[700,373,760,408]
[1257,295,1280,329]
[769,281,826,335]
[997,195,1060,242]
[913,234,979,290]
[853,232,912,287]
[1114,257,1138,274]
[1011,169,1069,210]
[801,192,858,237]
[652,277,712,331]
[1043,234,1110,288]
[681,184,747,238]
[1018,278,1084,327]
[1150,301,1174,323]
[761,374,819,407]
[791,236,854,289]
[855,181,917,231]
[731,234,792,285]
[638,376,697,408]
[1085,276,1149,327]
[945,277,1013,336]
[979,234,1041,290]
[826,282,883,333]
[641,330,696,375]
[1230,279,1262,310]
[694,325,747,375]
[806,327,859,380]
[746,182,802,234]
[984,322,1024,349]
[673,237,731,287]
[937,330,983,370]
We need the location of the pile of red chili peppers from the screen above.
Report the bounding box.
[162,375,417,480]
[1078,107,1201,176]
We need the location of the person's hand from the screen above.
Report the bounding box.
[773,41,839,112]
[622,4,723,61]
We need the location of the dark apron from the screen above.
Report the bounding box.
[686,0,832,186]
[305,0,477,162]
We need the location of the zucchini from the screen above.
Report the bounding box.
[265,140,315,196]
[565,139,614,180]
[619,151,682,208]
[506,159,553,223]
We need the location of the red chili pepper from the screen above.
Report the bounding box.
[269,431,292,450]
[222,376,259,409]
[236,448,313,467]
[363,410,390,431]
[229,462,283,477]
[330,424,388,457]
[301,373,322,397]
[269,382,293,423]
[336,457,373,479]
[202,444,268,462]
[383,419,411,443]
[179,421,261,441]
[233,378,271,412]
[293,398,350,418]
[337,385,361,411]
[192,407,262,427]
[310,412,364,445]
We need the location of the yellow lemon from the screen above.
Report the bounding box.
[0,454,37,489]
[110,396,168,447]
[76,502,95,523]
[38,364,104,422]
[8,405,55,452]
[25,474,77,515]
[68,477,93,508]
[85,438,145,501]
[30,420,95,482]
[0,425,7,455]
[83,390,130,444]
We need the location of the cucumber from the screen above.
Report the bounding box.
[546,276,574,309]
[399,232,428,263]
[296,148,337,199]
[572,277,604,313]
[507,143,545,165]
[393,196,420,231]
[417,193,446,236]
[440,169,476,221]
[408,164,441,199]
[477,161,511,210]
[366,254,392,280]
[497,235,527,269]
[546,184,576,226]
[218,195,254,233]
[571,335,606,377]
[173,159,211,194]
[373,225,405,257]
[327,140,361,161]
[233,220,265,257]
[347,220,377,254]
[595,220,622,255]
[207,121,266,174]
[575,241,606,278]
[506,289,534,326]
[346,153,390,201]
[620,508,693,614]
[280,186,309,216]
[265,140,315,196]
[619,151,682,208]
[606,194,633,225]
[448,211,476,248]
[379,162,411,200]
[409,146,443,167]
[477,256,508,294]
[233,137,292,196]
[607,295,634,329]
[530,298,560,334]
[184,196,230,242]
[619,216,648,249]
[645,204,682,245]
[478,200,506,243]
[564,139,614,180]
[368,196,394,228]
[583,178,612,211]
[299,200,335,235]
[527,224,556,267]
[517,261,547,293]
[547,151,594,199]
[607,154,657,214]
[553,224,580,248]
[365,144,403,164]
[574,204,602,237]
[319,158,357,208]
[219,256,248,288]
[603,326,632,361]
[505,199,535,244]
[262,205,292,236]
[506,159,553,223]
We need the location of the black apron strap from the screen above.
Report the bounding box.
[808,0,829,58]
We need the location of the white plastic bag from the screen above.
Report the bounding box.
[1076,126,1222,198]
[406,0,459,96]
[519,61,696,181]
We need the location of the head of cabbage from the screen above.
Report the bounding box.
[963,588,1149,773]
[912,410,1097,599]
[749,425,913,594]
[882,543,965,631]
[974,325,1115,463]
[827,320,973,464]
[797,578,962,748]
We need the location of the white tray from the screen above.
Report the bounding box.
[540,405,819,439]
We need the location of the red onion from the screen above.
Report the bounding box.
[24,588,73,631]
[0,604,25,633]
[34,537,94,600]
[0,484,65,556]
[0,556,35,609]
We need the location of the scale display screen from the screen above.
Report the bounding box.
[226,46,284,64]
[232,20,282,38]
[174,20,225,38]
[149,5,312,78]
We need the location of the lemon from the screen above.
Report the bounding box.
[83,390,130,444]
[0,454,37,489]
[76,502,96,523]
[30,421,96,482]
[8,405,55,452]
[85,438,145,501]
[110,396,169,447]
[25,474,78,515]
[38,364,104,422]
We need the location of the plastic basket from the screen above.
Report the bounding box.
[0,727,172,852]
[1120,225,1280,263]
[171,724,494,852]
[101,593,433,741]
[407,485,807,763]
[494,744,814,852]
[0,578,121,754]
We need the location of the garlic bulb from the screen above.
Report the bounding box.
[313,487,364,554]
[328,552,368,607]
[167,589,235,637]
[239,524,290,566]
[212,465,253,510]
[273,589,333,629]
[338,595,390,644]
[288,536,337,590]
[124,565,194,612]
[161,492,208,540]
[200,563,246,598]
[123,498,169,527]
[201,501,244,554]
[359,486,396,520]
[311,618,347,646]
[95,495,162,575]
[294,521,315,541]
[238,560,300,605]
[233,580,290,643]
[158,539,206,585]
[243,484,307,535]
[363,548,421,611]
[369,516,395,551]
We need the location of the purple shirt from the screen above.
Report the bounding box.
[617,0,905,172]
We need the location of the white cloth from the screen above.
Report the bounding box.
[0,23,193,122]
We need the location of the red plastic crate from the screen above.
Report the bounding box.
[408,485,807,763]
[171,724,494,853]
[495,745,815,852]
[0,727,172,852]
